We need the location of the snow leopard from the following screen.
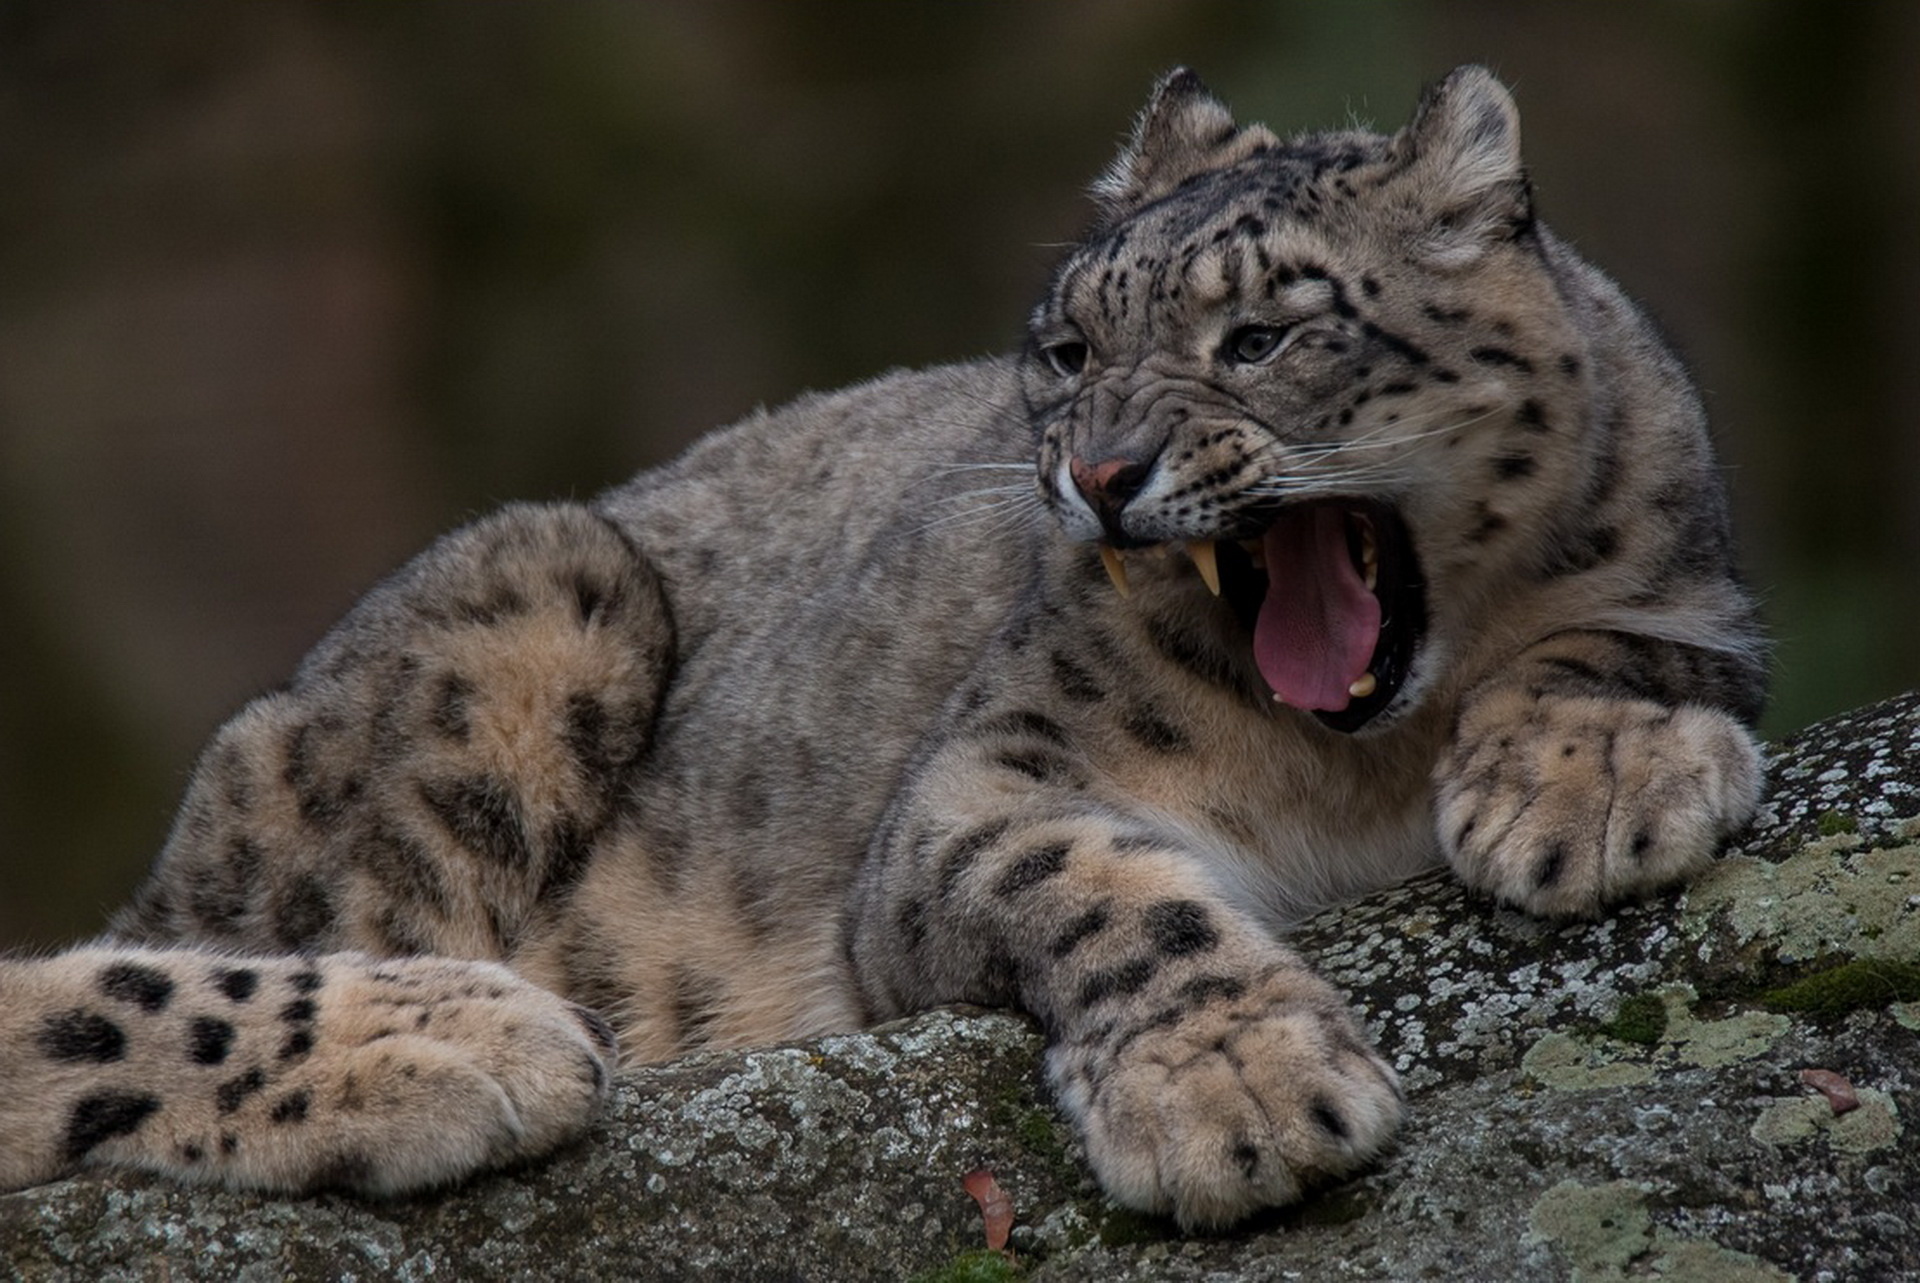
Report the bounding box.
[0,66,1765,1230]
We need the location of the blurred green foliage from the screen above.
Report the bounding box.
[2,1,1915,947]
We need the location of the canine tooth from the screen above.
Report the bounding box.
[1099,545,1132,598]
[1187,540,1221,596]
[1348,672,1378,699]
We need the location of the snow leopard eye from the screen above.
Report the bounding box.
[1225,324,1290,365]
[1042,340,1089,378]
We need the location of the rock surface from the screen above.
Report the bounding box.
[6,693,1918,1281]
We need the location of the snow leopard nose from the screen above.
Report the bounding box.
[1069,454,1153,539]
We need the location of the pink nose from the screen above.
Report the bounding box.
[1069,455,1149,506]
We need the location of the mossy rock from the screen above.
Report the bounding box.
[5,693,1919,1280]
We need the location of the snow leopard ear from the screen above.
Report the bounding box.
[1091,69,1279,225]
[1394,65,1534,261]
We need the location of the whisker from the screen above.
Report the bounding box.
[1240,401,1513,498]
[1275,407,1498,457]
[904,485,1049,538]
[907,460,1038,494]
[912,503,1049,542]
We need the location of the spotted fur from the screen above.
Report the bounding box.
[0,68,1764,1229]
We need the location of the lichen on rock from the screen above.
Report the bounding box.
[5,693,1919,1280]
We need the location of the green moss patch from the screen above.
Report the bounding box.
[1815,809,1859,837]
[1761,958,1920,1018]
[1598,993,1669,1045]
[909,1249,1024,1283]
[988,1085,1072,1172]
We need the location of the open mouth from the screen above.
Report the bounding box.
[1102,500,1428,732]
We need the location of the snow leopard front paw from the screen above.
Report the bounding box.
[275,954,619,1194]
[1048,968,1402,1230]
[1436,690,1764,918]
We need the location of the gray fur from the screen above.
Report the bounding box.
[0,67,1763,1229]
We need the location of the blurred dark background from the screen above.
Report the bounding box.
[3,0,1916,948]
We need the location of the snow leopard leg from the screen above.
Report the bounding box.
[846,718,1402,1230]
[2,502,670,1193]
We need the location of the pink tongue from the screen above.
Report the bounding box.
[1253,506,1382,711]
